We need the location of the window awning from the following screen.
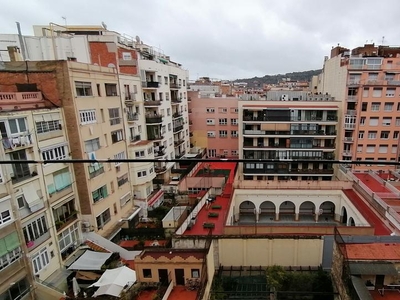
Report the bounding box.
[127,207,141,221]
[22,184,42,209]
[349,262,398,275]
[68,250,112,270]
[159,57,168,64]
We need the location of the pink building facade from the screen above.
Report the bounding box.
[188,91,239,158]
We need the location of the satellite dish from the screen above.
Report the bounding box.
[135,35,141,44]
[101,22,108,30]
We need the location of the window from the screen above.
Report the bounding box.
[41,145,67,163]
[366,145,375,153]
[114,151,125,166]
[371,102,380,111]
[368,73,378,80]
[361,103,368,111]
[219,118,227,125]
[396,117,400,126]
[384,102,394,111]
[183,80,186,86]
[231,130,238,137]
[219,130,227,137]
[135,150,145,158]
[191,269,200,278]
[75,81,92,96]
[137,170,147,178]
[120,193,131,207]
[394,131,399,139]
[368,131,377,139]
[231,108,239,113]
[219,107,228,113]
[167,108,171,116]
[362,88,369,98]
[360,117,366,125]
[105,83,118,96]
[0,277,28,299]
[207,131,215,137]
[85,138,100,152]
[32,247,50,274]
[386,88,395,97]
[357,145,363,153]
[111,130,123,143]
[79,110,96,125]
[47,168,72,194]
[143,269,152,278]
[96,209,111,229]
[164,77,168,85]
[168,123,172,131]
[231,150,239,156]
[369,117,379,126]
[122,52,132,60]
[392,145,398,154]
[88,162,104,179]
[381,131,390,139]
[36,120,60,135]
[58,223,79,253]
[231,118,238,125]
[108,108,120,125]
[382,117,392,126]
[92,185,108,203]
[379,145,388,154]
[22,215,48,244]
[358,131,364,139]
[17,197,25,209]
[206,119,215,125]
[372,88,382,97]
[117,173,128,187]
[397,103,400,111]
[0,209,11,226]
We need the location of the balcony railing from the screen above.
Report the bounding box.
[0,92,42,101]
[344,123,356,130]
[243,130,337,136]
[144,100,162,106]
[148,134,164,141]
[11,164,38,184]
[130,135,141,142]
[55,211,78,231]
[154,150,166,158]
[146,116,163,124]
[344,137,354,142]
[127,112,139,122]
[346,109,357,116]
[124,93,137,104]
[174,139,185,147]
[243,144,335,149]
[170,83,179,89]
[142,81,160,88]
[342,151,352,156]
[173,125,184,132]
[173,112,183,119]
[171,98,182,104]
[243,116,338,122]
[347,96,358,102]
[2,134,33,150]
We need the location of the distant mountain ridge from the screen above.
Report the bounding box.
[234,69,322,87]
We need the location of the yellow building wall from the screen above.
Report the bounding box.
[218,238,323,267]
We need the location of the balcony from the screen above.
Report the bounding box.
[175,153,184,159]
[55,210,78,232]
[142,81,160,88]
[243,143,335,150]
[347,80,360,86]
[344,123,356,130]
[2,134,33,151]
[144,100,162,107]
[11,164,38,184]
[146,116,163,124]
[130,135,141,143]
[170,83,179,89]
[155,166,167,174]
[342,151,352,157]
[345,109,357,116]
[49,184,73,204]
[174,139,185,147]
[0,247,24,277]
[171,97,182,104]
[242,115,338,122]
[26,230,51,251]
[148,134,164,141]
[0,91,43,101]
[243,130,337,136]
[124,93,137,105]
[173,124,184,132]
[344,137,354,143]
[127,112,139,122]
[173,112,183,119]
[347,95,358,102]
[388,80,400,86]
[154,150,166,158]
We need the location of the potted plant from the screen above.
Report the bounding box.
[365,280,375,290]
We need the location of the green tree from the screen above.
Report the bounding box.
[266,265,287,291]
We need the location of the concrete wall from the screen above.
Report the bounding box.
[218,238,324,267]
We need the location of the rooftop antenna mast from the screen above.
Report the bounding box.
[62,16,67,27]
[382,36,385,45]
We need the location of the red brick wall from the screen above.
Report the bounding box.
[0,71,61,107]
[89,42,138,75]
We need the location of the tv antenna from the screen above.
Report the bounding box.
[62,16,67,26]
[382,36,385,45]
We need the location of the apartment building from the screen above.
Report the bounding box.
[0,83,84,298]
[320,44,400,171]
[238,91,339,181]
[187,91,239,157]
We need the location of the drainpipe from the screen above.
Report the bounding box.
[16,22,27,60]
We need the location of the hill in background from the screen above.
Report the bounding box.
[234,69,321,87]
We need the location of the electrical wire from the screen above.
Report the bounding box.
[1,158,400,165]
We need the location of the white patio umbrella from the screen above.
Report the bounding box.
[72,277,81,298]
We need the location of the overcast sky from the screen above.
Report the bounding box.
[1,0,399,80]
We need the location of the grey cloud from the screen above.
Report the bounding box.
[1,0,400,79]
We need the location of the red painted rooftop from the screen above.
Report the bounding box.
[354,173,393,195]
[346,243,400,260]
[183,162,236,236]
